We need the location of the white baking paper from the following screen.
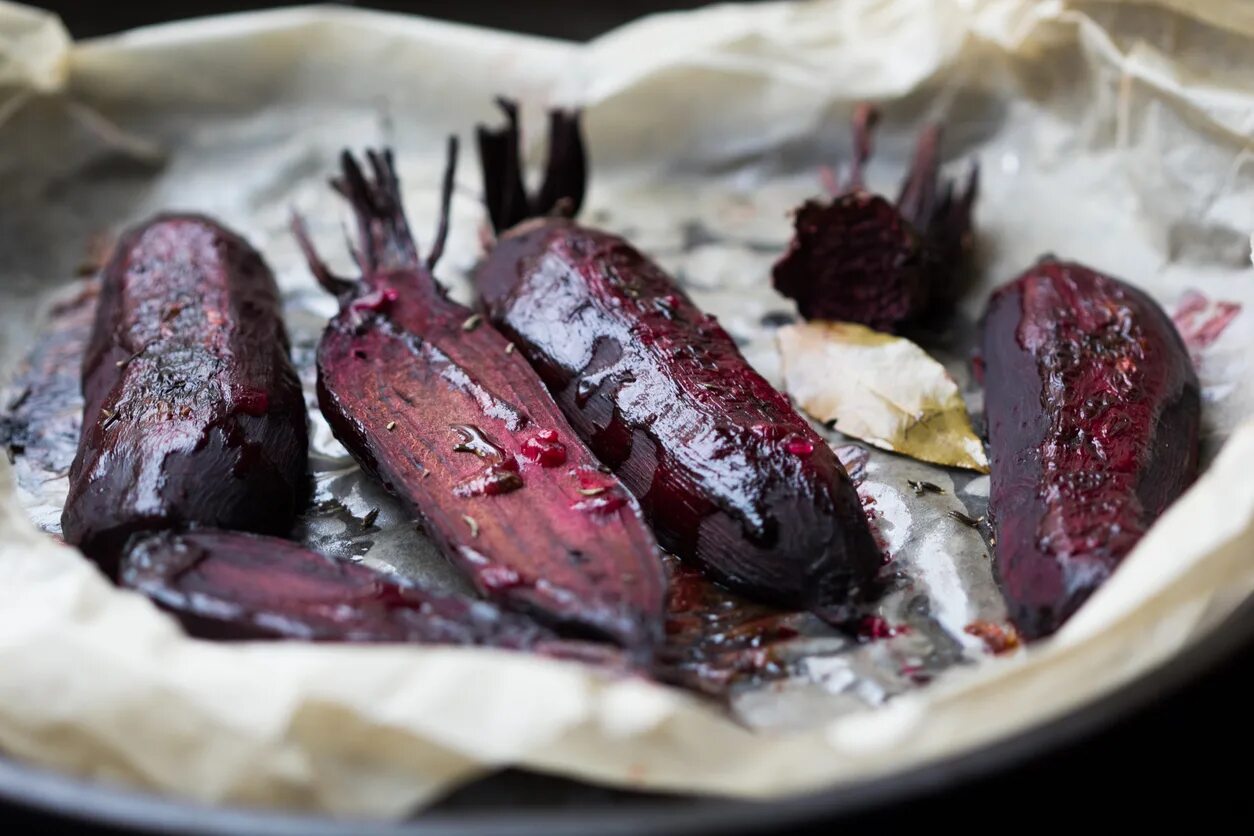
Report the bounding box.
[0,0,1251,818]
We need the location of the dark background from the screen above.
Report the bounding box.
[11,2,1251,831]
[38,0,712,41]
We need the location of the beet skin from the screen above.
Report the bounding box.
[982,259,1199,639]
[474,104,881,612]
[772,105,978,332]
[295,143,666,654]
[61,215,309,572]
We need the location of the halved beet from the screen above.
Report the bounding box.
[771,105,978,332]
[982,259,1200,639]
[61,215,308,572]
[294,141,666,654]
[121,530,619,665]
[473,103,880,612]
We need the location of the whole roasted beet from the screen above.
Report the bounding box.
[982,259,1199,639]
[61,215,308,571]
[294,141,666,654]
[121,530,614,662]
[474,103,880,611]
[772,105,978,332]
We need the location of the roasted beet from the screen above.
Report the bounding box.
[61,215,308,571]
[294,142,666,654]
[121,530,616,662]
[771,105,978,332]
[474,104,880,611]
[982,259,1199,639]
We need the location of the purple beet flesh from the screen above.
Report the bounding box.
[121,529,621,665]
[982,259,1199,639]
[294,142,666,654]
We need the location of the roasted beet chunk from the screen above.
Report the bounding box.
[61,215,309,572]
[474,103,880,611]
[772,105,978,332]
[982,259,1199,639]
[121,530,620,663]
[293,141,666,654]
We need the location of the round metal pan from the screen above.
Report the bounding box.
[5,3,1249,832]
[4,592,1251,833]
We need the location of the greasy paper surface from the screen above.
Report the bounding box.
[777,320,989,472]
[0,0,1252,818]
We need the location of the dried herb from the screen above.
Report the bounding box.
[946,509,982,528]
[907,479,944,496]
[778,320,988,472]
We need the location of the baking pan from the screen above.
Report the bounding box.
[4,591,1251,832]
[3,2,1251,830]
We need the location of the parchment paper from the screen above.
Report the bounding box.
[0,0,1252,818]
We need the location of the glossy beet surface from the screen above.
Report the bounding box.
[772,106,978,332]
[982,259,1199,639]
[295,144,666,654]
[474,107,880,611]
[121,530,611,660]
[61,215,308,572]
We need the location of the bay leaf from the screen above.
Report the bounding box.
[777,320,989,473]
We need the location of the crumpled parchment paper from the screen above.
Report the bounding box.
[0,0,1252,818]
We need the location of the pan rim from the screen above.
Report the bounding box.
[3,591,1251,835]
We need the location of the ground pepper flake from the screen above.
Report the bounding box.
[965,620,1021,654]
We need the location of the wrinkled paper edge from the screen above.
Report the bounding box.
[0,0,1251,818]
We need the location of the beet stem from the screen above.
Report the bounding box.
[896,123,943,226]
[291,212,356,298]
[535,107,588,221]
[426,135,460,271]
[478,98,588,234]
[335,149,421,274]
[847,104,880,191]
[477,98,529,234]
